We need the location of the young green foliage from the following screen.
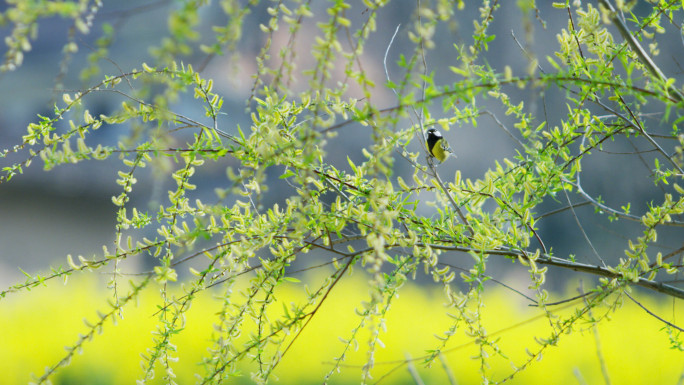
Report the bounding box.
[1,1,683,384]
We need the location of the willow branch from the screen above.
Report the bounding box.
[598,0,684,103]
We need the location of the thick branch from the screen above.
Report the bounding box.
[428,243,684,300]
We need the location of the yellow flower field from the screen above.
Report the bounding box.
[1,272,681,384]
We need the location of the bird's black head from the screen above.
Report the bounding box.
[427,128,442,138]
[426,128,442,148]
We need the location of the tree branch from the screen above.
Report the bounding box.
[428,243,684,300]
[598,0,684,103]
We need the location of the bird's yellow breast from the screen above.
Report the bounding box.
[429,140,449,162]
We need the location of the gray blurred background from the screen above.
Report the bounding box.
[1,1,682,293]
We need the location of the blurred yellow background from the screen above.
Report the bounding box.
[1,272,681,384]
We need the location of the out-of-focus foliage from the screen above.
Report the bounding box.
[0,0,682,384]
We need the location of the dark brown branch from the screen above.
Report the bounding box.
[427,243,684,300]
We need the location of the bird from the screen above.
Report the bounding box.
[426,128,455,163]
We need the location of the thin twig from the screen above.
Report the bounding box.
[383,24,402,93]
[480,110,526,149]
[625,291,684,332]
[430,168,475,237]
[439,262,538,304]
[580,283,612,385]
[536,290,594,307]
[595,94,684,174]
[597,0,684,102]
[562,187,606,267]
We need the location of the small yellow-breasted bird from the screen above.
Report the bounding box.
[426,128,455,163]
